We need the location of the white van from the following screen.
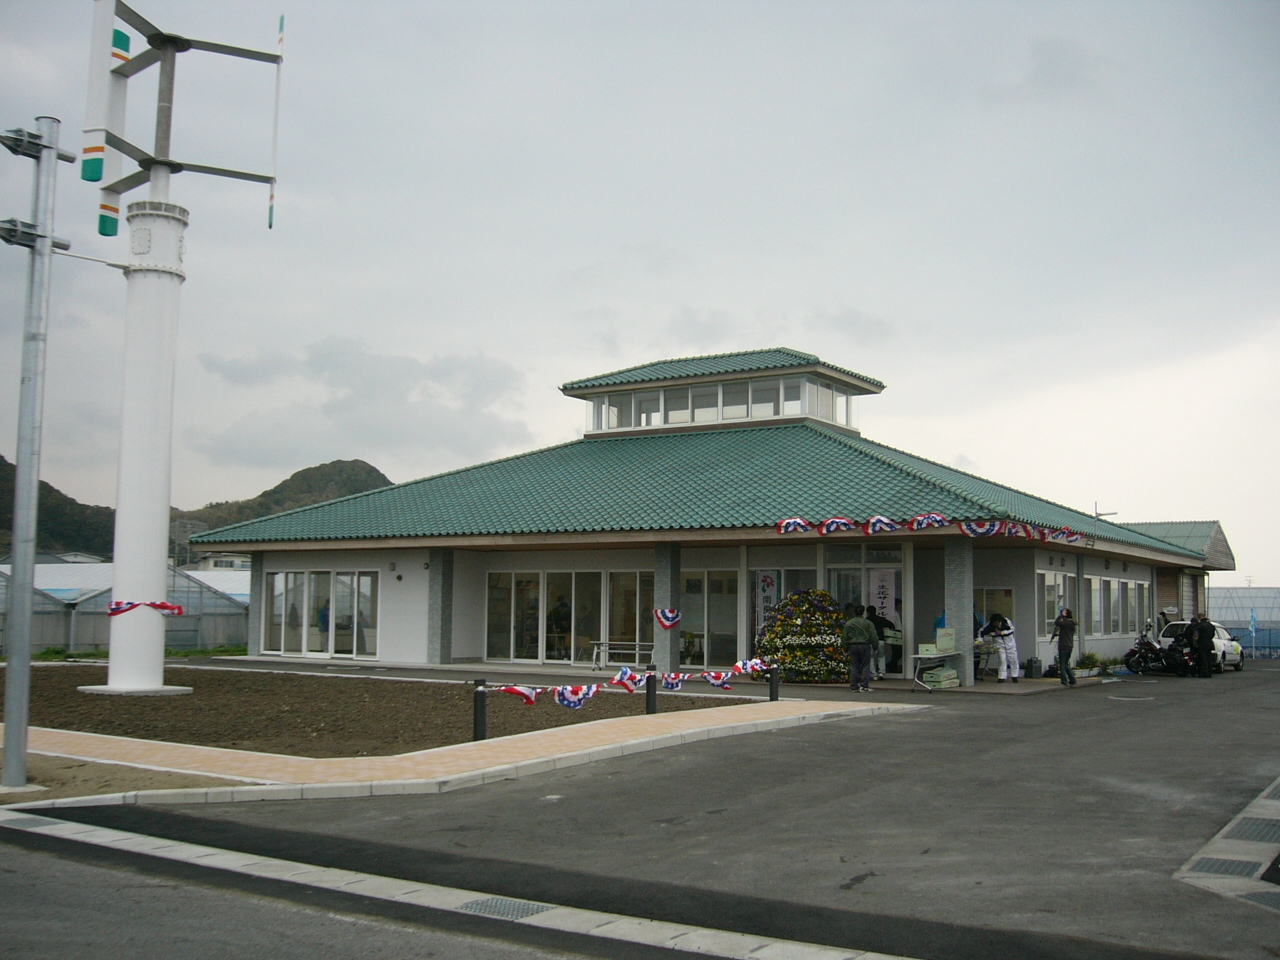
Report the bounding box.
[1158,620,1244,672]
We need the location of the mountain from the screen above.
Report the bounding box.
[0,454,116,558]
[172,460,393,532]
[0,457,392,560]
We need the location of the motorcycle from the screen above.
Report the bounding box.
[1123,623,1164,675]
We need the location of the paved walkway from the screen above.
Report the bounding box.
[4,699,919,807]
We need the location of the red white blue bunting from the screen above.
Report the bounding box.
[108,600,185,617]
[731,658,768,675]
[662,672,695,690]
[1003,522,1039,540]
[1045,528,1085,544]
[959,520,1005,537]
[817,517,856,536]
[494,684,541,705]
[608,666,647,693]
[776,517,813,534]
[554,684,600,709]
[863,515,903,535]
[907,513,950,531]
[701,671,734,689]
[654,609,682,630]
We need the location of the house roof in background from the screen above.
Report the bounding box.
[191,422,1205,560]
[1124,521,1235,571]
[560,347,885,393]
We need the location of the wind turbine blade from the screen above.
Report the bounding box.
[103,168,151,194]
[114,1,160,40]
[103,130,153,163]
[269,15,283,228]
[187,38,280,64]
[112,46,160,77]
[179,163,274,185]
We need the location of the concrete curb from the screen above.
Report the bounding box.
[1173,772,1280,913]
[5,703,921,811]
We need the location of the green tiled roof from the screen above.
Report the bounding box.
[1124,521,1235,570]
[561,347,885,391]
[191,423,1202,559]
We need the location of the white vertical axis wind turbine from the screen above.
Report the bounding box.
[78,1,282,695]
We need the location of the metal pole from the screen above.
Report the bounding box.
[3,117,61,789]
[645,663,657,715]
[769,664,780,702]
[473,678,487,741]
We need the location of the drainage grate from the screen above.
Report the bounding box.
[1191,857,1262,878]
[457,897,553,921]
[1267,783,1280,801]
[1225,818,1280,844]
[0,816,61,831]
[1242,891,1280,913]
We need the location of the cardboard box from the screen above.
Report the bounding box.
[917,643,937,656]
[922,666,957,683]
[925,677,961,689]
[934,627,956,654]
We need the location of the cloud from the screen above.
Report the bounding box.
[188,339,532,471]
[980,36,1117,104]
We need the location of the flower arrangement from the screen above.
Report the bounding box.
[755,589,849,683]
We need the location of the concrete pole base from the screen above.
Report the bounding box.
[0,783,49,795]
[77,685,193,696]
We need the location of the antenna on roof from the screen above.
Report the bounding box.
[77,1,283,696]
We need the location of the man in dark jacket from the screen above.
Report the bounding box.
[1051,608,1078,687]
[866,604,896,679]
[843,604,878,692]
[1191,613,1216,678]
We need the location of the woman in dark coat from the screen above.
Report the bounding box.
[1052,608,1078,687]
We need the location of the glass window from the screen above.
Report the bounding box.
[1089,578,1101,636]
[680,574,706,667]
[782,379,803,416]
[608,572,638,664]
[1118,582,1130,634]
[545,572,573,661]
[1127,582,1139,634]
[707,571,738,666]
[608,393,632,429]
[866,545,902,564]
[333,572,356,655]
[805,380,818,416]
[1135,583,1147,631]
[834,387,849,425]
[514,573,541,659]
[574,572,602,663]
[591,397,605,431]
[783,568,816,594]
[264,572,282,652]
[691,385,719,423]
[635,390,661,427]
[663,387,690,424]
[307,572,330,653]
[487,572,512,659]
[827,569,862,612]
[356,572,378,656]
[1109,580,1120,634]
[825,544,862,564]
[818,381,834,421]
[282,572,304,653]
[722,382,749,419]
[751,379,780,418]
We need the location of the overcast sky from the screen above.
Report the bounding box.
[1,1,1276,585]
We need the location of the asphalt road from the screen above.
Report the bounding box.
[12,665,1280,960]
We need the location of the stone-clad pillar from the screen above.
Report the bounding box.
[944,538,975,686]
[427,548,454,664]
[653,543,681,672]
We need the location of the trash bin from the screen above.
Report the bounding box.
[1025,657,1043,679]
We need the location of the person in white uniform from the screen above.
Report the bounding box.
[980,613,1020,683]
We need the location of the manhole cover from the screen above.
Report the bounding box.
[457,897,553,920]
[1225,818,1280,844]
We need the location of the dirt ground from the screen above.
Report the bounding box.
[0,750,241,803]
[4,664,754,759]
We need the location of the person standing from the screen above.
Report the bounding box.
[866,604,894,679]
[981,613,1020,683]
[1051,608,1078,687]
[843,604,878,692]
[1192,612,1216,678]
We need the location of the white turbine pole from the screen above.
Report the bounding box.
[81,39,191,696]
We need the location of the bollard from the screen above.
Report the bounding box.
[769,664,780,702]
[473,678,487,741]
[645,663,657,715]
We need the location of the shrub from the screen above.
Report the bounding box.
[1075,651,1101,670]
[755,589,849,683]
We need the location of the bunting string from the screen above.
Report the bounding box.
[493,661,775,708]
[774,514,1089,544]
[108,600,185,617]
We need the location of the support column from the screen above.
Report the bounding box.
[427,548,454,664]
[653,542,681,672]
[247,553,264,656]
[944,538,975,686]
